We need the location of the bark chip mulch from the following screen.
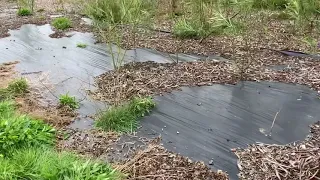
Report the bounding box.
[91,60,237,104]
[234,121,320,180]
[117,140,229,180]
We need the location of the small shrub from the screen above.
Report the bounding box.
[17,8,32,16]
[0,147,123,179]
[76,43,87,48]
[0,101,55,157]
[52,17,72,30]
[95,97,156,133]
[59,93,80,110]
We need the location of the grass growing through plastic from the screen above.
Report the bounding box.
[59,93,80,110]
[96,97,156,133]
[76,43,87,48]
[52,17,72,30]
[0,147,123,179]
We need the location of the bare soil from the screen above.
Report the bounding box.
[0,61,19,88]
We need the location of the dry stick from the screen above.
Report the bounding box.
[269,108,282,137]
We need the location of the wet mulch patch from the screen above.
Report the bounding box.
[91,56,320,104]
[118,143,229,180]
[91,61,237,104]
[57,129,119,157]
[234,122,320,180]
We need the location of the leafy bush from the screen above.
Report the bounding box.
[0,101,55,157]
[0,147,123,179]
[59,93,80,110]
[95,97,156,133]
[17,8,32,16]
[52,17,72,30]
[77,43,87,48]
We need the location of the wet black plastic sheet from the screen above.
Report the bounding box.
[0,24,201,129]
[139,82,320,179]
[1,24,320,179]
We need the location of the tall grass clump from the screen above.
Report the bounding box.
[17,8,32,16]
[85,0,154,25]
[17,0,35,13]
[285,0,320,30]
[0,78,28,100]
[0,147,123,179]
[0,101,55,157]
[173,0,243,38]
[95,97,156,133]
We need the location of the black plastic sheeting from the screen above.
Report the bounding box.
[0,24,202,129]
[1,24,320,179]
[139,82,320,179]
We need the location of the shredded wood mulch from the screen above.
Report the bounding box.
[118,143,229,180]
[92,61,237,104]
[234,122,320,180]
[91,55,320,104]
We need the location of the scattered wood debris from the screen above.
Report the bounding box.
[118,139,229,180]
[235,121,320,179]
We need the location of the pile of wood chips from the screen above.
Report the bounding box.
[235,121,320,180]
[118,142,229,180]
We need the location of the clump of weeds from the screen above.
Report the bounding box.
[0,78,28,100]
[76,43,87,48]
[59,93,80,110]
[52,17,72,30]
[95,97,156,133]
[17,8,32,16]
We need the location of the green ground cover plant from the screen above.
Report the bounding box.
[52,17,72,30]
[95,97,156,133]
[0,147,123,180]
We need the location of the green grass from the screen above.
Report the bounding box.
[59,93,80,110]
[0,78,28,100]
[173,18,205,39]
[95,97,156,133]
[76,43,88,48]
[17,8,32,16]
[0,101,55,157]
[52,17,72,30]
[0,147,123,180]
